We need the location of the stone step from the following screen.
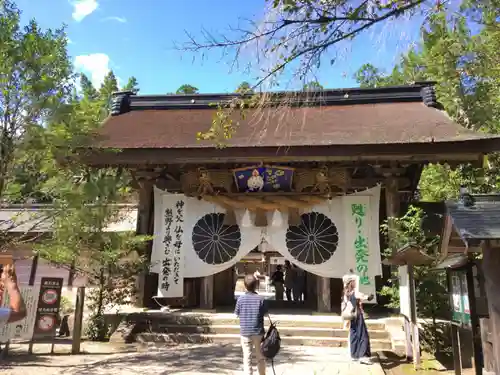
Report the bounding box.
[154,325,390,339]
[149,316,385,330]
[136,332,392,350]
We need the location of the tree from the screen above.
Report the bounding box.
[123,76,140,94]
[235,81,253,94]
[0,0,72,249]
[176,84,199,95]
[80,73,98,100]
[184,1,452,89]
[302,81,324,91]
[99,71,119,103]
[353,3,500,200]
[36,98,148,341]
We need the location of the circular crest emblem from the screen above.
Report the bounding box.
[192,213,242,264]
[286,212,339,265]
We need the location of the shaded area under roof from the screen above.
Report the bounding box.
[447,195,500,241]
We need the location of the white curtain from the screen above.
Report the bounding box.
[266,186,382,302]
[151,189,262,297]
[151,186,382,300]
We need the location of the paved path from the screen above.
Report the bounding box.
[1,343,385,375]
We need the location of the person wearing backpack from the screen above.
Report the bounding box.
[235,274,268,375]
[341,274,374,365]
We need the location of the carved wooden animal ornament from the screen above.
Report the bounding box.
[312,167,331,194]
[197,168,214,195]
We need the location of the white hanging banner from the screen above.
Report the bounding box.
[156,194,185,298]
[351,185,382,277]
[182,199,262,278]
[0,285,40,343]
[151,189,263,297]
[266,196,347,278]
[266,186,382,282]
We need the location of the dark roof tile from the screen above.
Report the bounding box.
[447,196,500,240]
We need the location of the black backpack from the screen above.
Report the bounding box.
[260,316,281,359]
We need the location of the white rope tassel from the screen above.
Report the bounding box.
[241,209,253,228]
[269,209,284,228]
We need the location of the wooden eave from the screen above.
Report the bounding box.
[80,140,492,167]
[439,214,483,263]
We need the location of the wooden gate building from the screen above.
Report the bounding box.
[83,83,500,311]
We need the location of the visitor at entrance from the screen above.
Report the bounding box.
[284,260,295,301]
[234,274,268,375]
[343,275,374,364]
[270,265,284,300]
[292,264,305,302]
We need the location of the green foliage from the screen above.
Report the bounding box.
[302,81,324,91]
[80,73,98,100]
[235,81,253,94]
[99,71,119,104]
[35,99,149,341]
[0,0,72,203]
[123,76,140,94]
[59,295,74,315]
[380,206,448,321]
[354,1,500,201]
[176,84,199,94]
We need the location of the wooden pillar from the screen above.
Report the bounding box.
[200,275,214,310]
[482,243,500,375]
[317,276,331,313]
[466,261,483,375]
[480,318,495,374]
[135,177,155,308]
[451,323,463,375]
[385,175,417,364]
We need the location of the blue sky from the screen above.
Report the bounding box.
[16,0,424,94]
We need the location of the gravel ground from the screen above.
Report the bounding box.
[0,342,385,375]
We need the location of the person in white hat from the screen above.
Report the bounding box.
[341,270,374,364]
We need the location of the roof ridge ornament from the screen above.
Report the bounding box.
[420,86,443,109]
[111,91,133,116]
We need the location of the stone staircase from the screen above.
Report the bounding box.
[119,312,392,349]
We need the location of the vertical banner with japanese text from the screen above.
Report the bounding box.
[32,277,63,342]
[157,194,185,298]
[344,195,378,303]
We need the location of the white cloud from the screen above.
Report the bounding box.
[74,53,110,88]
[102,16,127,23]
[71,0,99,22]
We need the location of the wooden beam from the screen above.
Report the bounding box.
[268,196,312,209]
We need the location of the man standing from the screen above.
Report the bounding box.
[284,260,295,302]
[292,265,305,302]
[235,274,267,375]
[0,264,27,325]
